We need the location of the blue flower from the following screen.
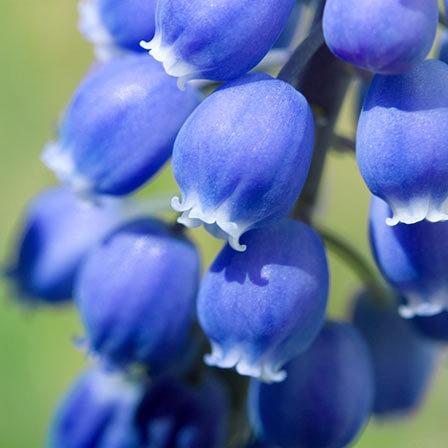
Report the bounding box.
[357,60,448,225]
[323,0,438,74]
[248,321,373,448]
[438,31,448,64]
[171,73,314,251]
[136,375,229,448]
[411,312,448,343]
[79,0,157,60]
[75,218,200,369]
[369,196,448,317]
[141,0,295,82]
[7,187,123,304]
[49,366,143,448]
[197,219,329,383]
[352,291,438,417]
[42,55,200,198]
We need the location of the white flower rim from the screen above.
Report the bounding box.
[205,342,287,383]
[386,196,448,226]
[399,289,448,319]
[171,195,249,252]
[78,0,124,61]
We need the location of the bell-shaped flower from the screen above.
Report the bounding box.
[7,187,123,304]
[411,311,448,343]
[43,55,199,198]
[197,219,329,383]
[370,196,448,317]
[75,218,200,369]
[49,366,143,448]
[141,0,295,82]
[352,291,439,417]
[323,0,438,74]
[79,0,157,60]
[171,73,314,251]
[136,375,229,448]
[248,321,373,448]
[357,60,448,225]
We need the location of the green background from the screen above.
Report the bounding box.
[0,1,447,447]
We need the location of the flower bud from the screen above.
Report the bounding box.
[171,73,314,251]
[369,196,448,317]
[412,312,448,343]
[248,321,373,448]
[7,187,123,304]
[323,0,438,74]
[357,60,448,225]
[141,0,295,82]
[352,291,438,417]
[198,219,329,383]
[75,218,200,369]
[49,366,142,448]
[136,375,229,448]
[79,0,156,60]
[43,55,200,198]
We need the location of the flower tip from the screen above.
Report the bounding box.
[139,39,152,51]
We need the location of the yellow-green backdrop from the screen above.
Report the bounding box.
[0,1,447,447]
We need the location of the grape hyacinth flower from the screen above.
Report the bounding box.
[248,321,373,448]
[136,375,229,448]
[357,60,448,225]
[352,292,438,417]
[75,218,200,369]
[79,0,157,60]
[7,187,123,304]
[370,196,448,317]
[43,55,199,198]
[412,312,448,343]
[198,219,329,383]
[141,0,295,82]
[171,73,314,251]
[323,0,438,74]
[49,366,142,448]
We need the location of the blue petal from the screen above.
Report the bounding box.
[49,366,142,448]
[7,187,124,304]
[248,321,373,448]
[141,0,295,81]
[357,60,448,225]
[352,291,439,416]
[198,219,329,382]
[42,55,200,197]
[323,0,438,74]
[75,218,200,369]
[369,196,448,317]
[172,73,314,250]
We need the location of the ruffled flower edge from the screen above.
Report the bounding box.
[171,195,250,252]
[42,141,93,198]
[204,342,287,384]
[140,34,202,88]
[386,196,448,226]
[78,0,125,61]
[399,289,448,319]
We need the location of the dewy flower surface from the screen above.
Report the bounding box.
[141,0,295,82]
[171,73,314,251]
[323,0,438,74]
[352,291,439,417]
[197,219,329,383]
[357,60,448,226]
[75,218,200,368]
[42,54,199,198]
[79,0,157,60]
[248,321,373,448]
[369,196,448,317]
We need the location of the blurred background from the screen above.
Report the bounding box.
[0,1,447,447]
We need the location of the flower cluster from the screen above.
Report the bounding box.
[7,0,448,447]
